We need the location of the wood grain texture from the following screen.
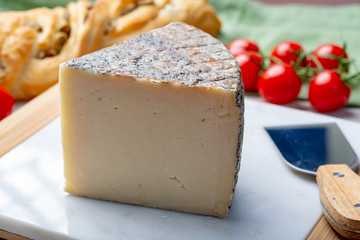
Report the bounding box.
[316,164,360,239]
[0,83,59,158]
[308,164,360,238]
[0,229,31,240]
[307,216,345,240]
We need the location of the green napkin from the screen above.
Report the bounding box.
[1,0,360,106]
[0,0,71,10]
[209,0,360,106]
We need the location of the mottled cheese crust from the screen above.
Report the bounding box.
[60,22,244,218]
[63,22,240,91]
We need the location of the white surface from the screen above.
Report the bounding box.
[2,97,360,239]
[246,95,360,123]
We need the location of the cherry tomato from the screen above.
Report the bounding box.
[270,41,306,66]
[308,70,350,112]
[227,39,259,57]
[235,51,263,92]
[257,63,302,104]
[309,43,348,70]
[0,86,15,120]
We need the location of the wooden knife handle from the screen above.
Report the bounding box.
[316,164,360,239]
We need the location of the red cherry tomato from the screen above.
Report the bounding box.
[0,86,15,120]
[235,51,263,92]
[308,70,350,112]
[309,43,348,70]
[270,41,306,66]
[257,63,302,104]
[227,39,259,57]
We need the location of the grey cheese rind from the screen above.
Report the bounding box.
[62,22,240,91]
[233,80,244,208]
[61,21,244,217]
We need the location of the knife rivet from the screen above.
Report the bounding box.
[333,172,345,178]
[355,204,360,210]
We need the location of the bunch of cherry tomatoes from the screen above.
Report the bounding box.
[227,39,360,112]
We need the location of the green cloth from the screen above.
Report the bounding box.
[210,0,360,106]
[0,0,72,10]
[1,0,360,106]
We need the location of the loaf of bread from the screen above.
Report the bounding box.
[0,0,221,99]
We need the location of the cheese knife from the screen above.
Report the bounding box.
[265,123,360,239]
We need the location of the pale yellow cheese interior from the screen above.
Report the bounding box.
[60,66,240,218]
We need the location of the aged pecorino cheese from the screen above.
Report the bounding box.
[60,22,244,218]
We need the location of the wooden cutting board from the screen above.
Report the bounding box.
[0,83,60,159]
[307,216,344,239]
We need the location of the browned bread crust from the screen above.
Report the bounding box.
[0,0,221,99]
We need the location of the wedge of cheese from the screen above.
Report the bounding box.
[60,22,244,218]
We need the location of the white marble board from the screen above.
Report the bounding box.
[1,97,360,240]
